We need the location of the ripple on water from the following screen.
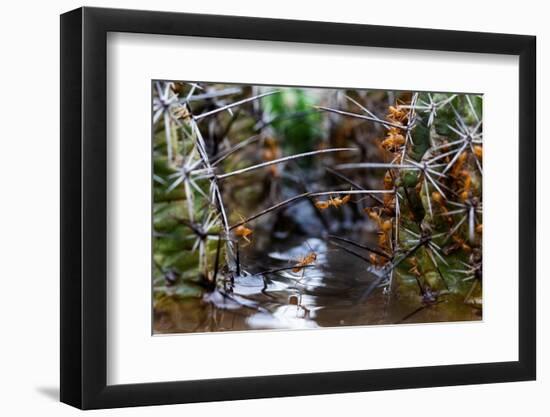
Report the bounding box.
[154,233,481,333]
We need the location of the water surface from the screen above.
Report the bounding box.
[154,234,480,334]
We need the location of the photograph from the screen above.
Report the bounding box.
[0,0,542,413]
[152,81,483,334]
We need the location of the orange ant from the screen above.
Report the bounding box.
[473,145,483,160]
[292,241,318,273]
[387,105,408,123]
[379,220,393,247]
[453,235,472,252]
[314,200,330,210]
[314,194,351,210]
[262,137,281,177]
[443,234,471,255]
[365,208,391,231]
[432,191,452,223]
[369,253,380,265]
[381,171,396,213]
[364,207,381,221]
[451,152,468,178]
[408,257,422,278]
[331,194,351,208]
[459,170,472,201]
[234,225,253,243]
[292,251,317,273]
[381,127,406,152]
[364,207,393,255]
[431,191,445,206]
[262,137,280,161]
[233,213,253,243]
[379,102,410,152]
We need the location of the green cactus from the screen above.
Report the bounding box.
[152,82,483,331]
[378,93,483,304]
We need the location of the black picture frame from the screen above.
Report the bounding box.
[60,6,536,410]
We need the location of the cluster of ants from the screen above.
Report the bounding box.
[231,94,483,322]
[369,96,483,316]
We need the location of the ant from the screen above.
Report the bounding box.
[459,169,473,201]
[364,207,393,258]
[233,213,253,244]
[314,194,351,211]
[262,137,281,177]
[443,234,472,255]
[381,127,406,152]
[450,151,468,177]
[387,105,408,124]
[473,145,483,160]
[292,249,318,273]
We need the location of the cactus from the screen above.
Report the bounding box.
[152,82,361,304]
[321,92,483,317]
[153,82,482,329]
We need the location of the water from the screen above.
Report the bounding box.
[154,234,481,334]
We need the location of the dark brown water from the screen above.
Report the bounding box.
[153,234,480,334]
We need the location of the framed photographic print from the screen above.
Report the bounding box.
[60,6,536,409]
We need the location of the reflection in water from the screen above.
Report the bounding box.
[154,235,481,334]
